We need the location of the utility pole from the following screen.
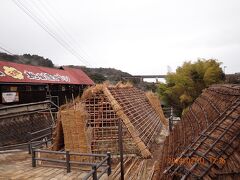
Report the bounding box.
[223,66,227,74]
[169,107,173,132]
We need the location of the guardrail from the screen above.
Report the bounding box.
[28,126,54,154]
[0,100,57,119]
[0,126,54,152]
[31,148,111,180]
[0,140,53,152]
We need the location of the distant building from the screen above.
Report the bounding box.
[225,73,240,84]
[0,60,94,106]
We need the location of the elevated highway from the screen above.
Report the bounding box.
[121,75,166,83]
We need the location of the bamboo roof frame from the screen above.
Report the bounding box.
[103,86,152,158]
[53,82,166,158]
[155,84,240,179]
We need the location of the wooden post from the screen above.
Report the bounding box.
[50,126,53,143]
[28,132,32,154]
[66,151,71,173]
[28,142,32,154]
[169,107,173,132]
[32,148,36,167]
[118,119,124,180]
[92,165,97,180]
[107,152,112,176]
[45,137,48,148]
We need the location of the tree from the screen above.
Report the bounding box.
[90,73,107,83]
[157,59,224,115]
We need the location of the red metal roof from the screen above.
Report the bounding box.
[0,60,94,85]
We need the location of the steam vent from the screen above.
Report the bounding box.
[52,83,168,158]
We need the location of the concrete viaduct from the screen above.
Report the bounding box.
[121,75,166,83]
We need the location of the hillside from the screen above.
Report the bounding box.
[68,65,131,83]
[0,52,54,67]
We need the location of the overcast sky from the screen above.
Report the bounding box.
[0,0,240,75]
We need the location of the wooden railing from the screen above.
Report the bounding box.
[31,148,111,180]
[28,126,54,154]
[0,126,54,152]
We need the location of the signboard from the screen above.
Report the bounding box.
[1,66,70,83]
[2,92,19,103]
[0,60,94,85]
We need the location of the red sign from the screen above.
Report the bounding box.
[0,61,94,85]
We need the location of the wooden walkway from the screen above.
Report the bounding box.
[0,151,107,180]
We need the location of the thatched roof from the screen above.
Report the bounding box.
[155,84,240,179]
[83,83,166,158]
[52,83,167,158]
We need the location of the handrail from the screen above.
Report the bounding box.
[97,166,110,179]
[83,169,95,180]
[31,148,112,180]
[28,125,54,154]
[30,126,53,135]
[35,157,66,163]
[48,101,59,109]
[0,100,58,120]
[0,109,53,120]
[70,161,96,166]
[83,152,111,180]
[69,152,107,157]
[33,138,52,148]
[30,132,52,142]
[96,156,108,169]
[0,100,51,110]
[0,140,43,152]
[35,149,66,154]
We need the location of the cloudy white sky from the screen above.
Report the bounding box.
[0,0,240,75]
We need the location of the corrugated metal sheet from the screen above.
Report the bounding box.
[0,60,94,85]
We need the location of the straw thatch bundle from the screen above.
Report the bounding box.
[51,114,64,151]
[61,105,90,153]
[145,91,168,128]
[81,84,105,101]
[52,103,91,155]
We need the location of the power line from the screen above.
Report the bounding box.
[38,0,97,64]
[20,0,92,67]
[37,1,80,48]
[0,44,26,63]
[12,0,92,67]
[16,0,92,67]
[0,45,14,55]
[30,0,77,51]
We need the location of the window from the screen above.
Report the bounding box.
[26,86,32,91]
[10,86,18,91]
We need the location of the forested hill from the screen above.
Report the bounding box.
[68,65,132,83]
[0,52,132,83]
[0,52,54,67]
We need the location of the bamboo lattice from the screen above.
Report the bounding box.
[52,83,166,159]
[155,84,240,180]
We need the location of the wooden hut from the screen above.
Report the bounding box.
[0,60,94,106]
